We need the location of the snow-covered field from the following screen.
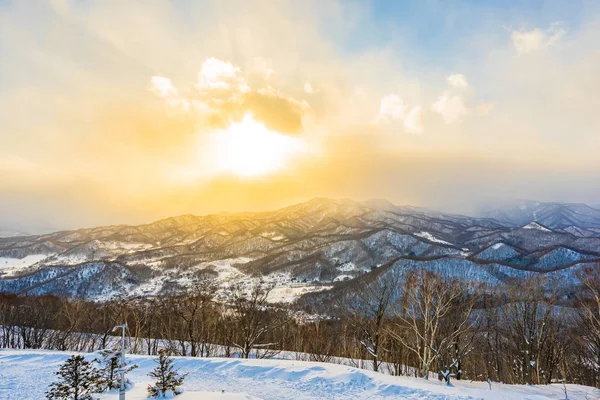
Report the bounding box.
[0,349,598,400]
[0,254,49,276]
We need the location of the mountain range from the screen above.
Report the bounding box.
[0,198,599,302]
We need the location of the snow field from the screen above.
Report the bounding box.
[0,349,598,400]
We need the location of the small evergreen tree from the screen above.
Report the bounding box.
[96,348,138,391]
[147,349,186,397]
[46,355,102,400]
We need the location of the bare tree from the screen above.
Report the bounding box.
[576,265,600,387]
[348,270,399,372]
[301,320,341,363]
[172,279,216,357]
[389,269,476,379]
[500,275,558,385]
[230,281,287,358]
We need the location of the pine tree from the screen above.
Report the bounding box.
[46,355,102,400]
[147,349,186,398]
[96,348,138,391]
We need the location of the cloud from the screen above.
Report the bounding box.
[149,76,190,111]
[150,58,309,134]
[432,92,467,124]
[447,74,468,88]
[511,22,566,55]
[304,82,316,93]
[247,87,309,133]
[403,106,424,134]
[374,94,423,134]
[376,94,405,121]
[196,57,250,93]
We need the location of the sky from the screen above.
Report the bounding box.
[1,0,599,232]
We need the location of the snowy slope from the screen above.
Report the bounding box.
[0,349,598,400]
[480,200,600,229]
[1,197,600,301]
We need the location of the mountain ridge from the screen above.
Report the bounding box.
[0,197,599,301]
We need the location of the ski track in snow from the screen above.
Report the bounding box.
[1,350,598,400]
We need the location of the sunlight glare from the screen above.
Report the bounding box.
[208,114,306,178]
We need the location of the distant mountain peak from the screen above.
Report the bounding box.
[522,221,552,232]
[480,199,600,229]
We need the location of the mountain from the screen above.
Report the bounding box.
[0,198,599,302]
[0,229,31,238]
[479,200,600,230]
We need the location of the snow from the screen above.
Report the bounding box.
[210,258,252,282]
[522,222,552,232]
[175,393,261,399]
[44,253,90,266]
[0,254,49,275]
[0,349,598,400]
[260,231,286,241]
[337,262,358,272]
[414,231,452,245]
[267,285,333,303]
[333,274,352,282]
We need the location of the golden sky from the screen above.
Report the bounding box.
[1,0,599,231]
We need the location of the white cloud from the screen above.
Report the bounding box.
[149,76,177,98]
[447,74,468,88]
[432,92,467,124]
[149,76,189,111]
[511,22,566,55]
[149,58,310,133]
[376,94,406,121]
[375,94,423,134]
[304,82,316,94]
[196,58,250,93]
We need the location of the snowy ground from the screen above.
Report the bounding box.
[0,254,49,276]
[0,350,598,399]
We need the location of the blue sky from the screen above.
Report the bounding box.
[332,0,587,69]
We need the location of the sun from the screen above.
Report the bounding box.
[207,114,306,178]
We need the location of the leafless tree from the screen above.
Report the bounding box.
[576,265,600,387]
[348,270,399,372]
[499,275,559,384]
[230,281,287,358]
[389,269,476,379]
[172,279,216,357]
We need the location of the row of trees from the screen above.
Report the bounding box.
[46,349,184,399]
[3,266,600,387]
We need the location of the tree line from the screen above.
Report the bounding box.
[2,265,600,387]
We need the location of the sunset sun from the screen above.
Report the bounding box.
[207,114,306,178]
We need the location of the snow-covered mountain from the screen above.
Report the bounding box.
[480,200,600,230]
[0,198,599,301]
[0,228,31,238]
